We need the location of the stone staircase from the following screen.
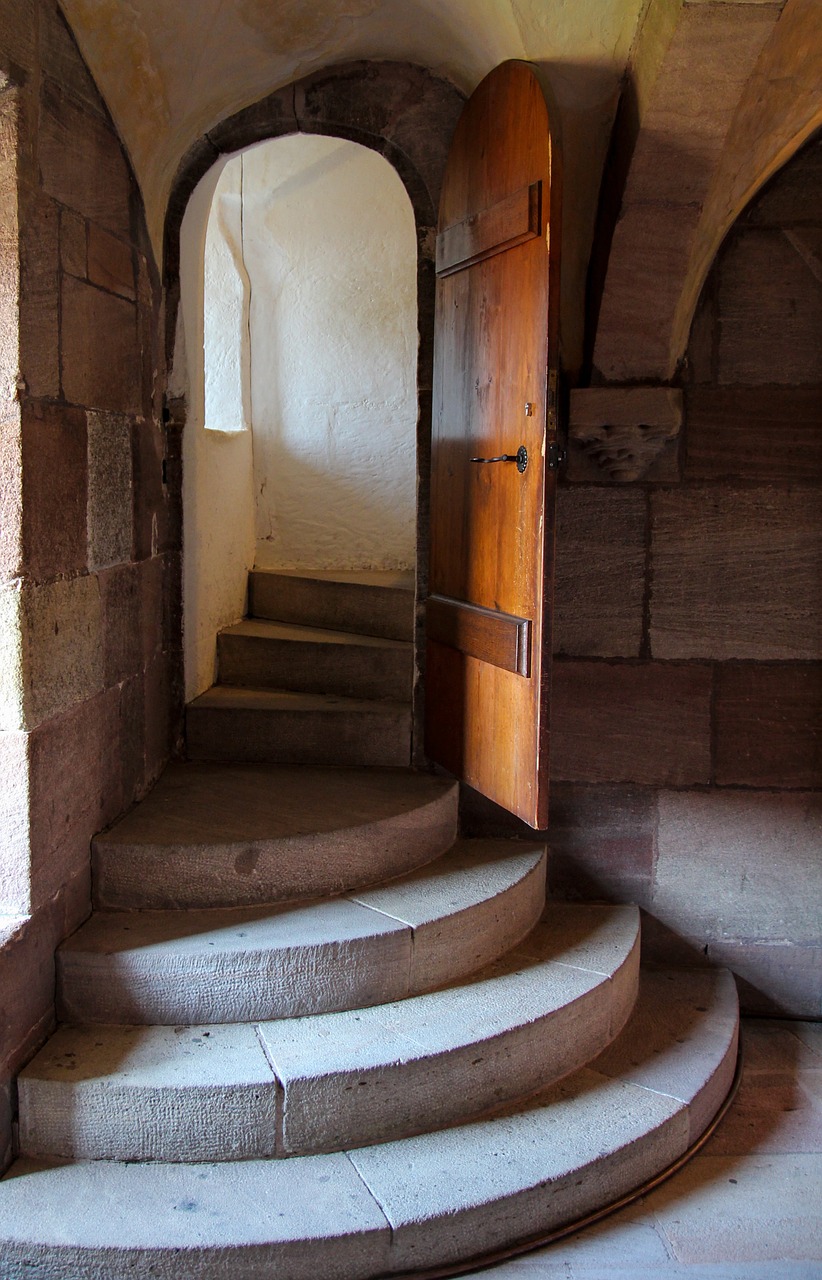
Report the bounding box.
[0,567,739,1278]
[186,568,415,766]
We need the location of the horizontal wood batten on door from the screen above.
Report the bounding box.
[435,181,542,277]
[426,595,532,676]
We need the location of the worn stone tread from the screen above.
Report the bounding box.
[58,841,547,1024]
[1,970,739,1279]
[249,566,414,641]
[185,687,412,767]
[92,763,457,909]
[19,905,639,1162]
[216,618,412,699]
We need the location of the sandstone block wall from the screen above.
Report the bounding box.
[465,131,822,1019]
[0,0,180,1170]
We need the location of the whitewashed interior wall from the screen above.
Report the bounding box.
[179,134,418,699]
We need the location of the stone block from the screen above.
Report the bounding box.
[207,87,297,155]
[383,80,463,213]
[653,789,822,949]
[746,133,822,226]
[0,93,20,413]
[547,783,657,904]
[650,487,822,659]
[717,228,822,385]
[593,202,701,382]
[87,224,135,300]
[550,660,712,785]
[685,282,715,384]
[39,0,105,119]
[143,649,172,783]
[0,0,35,71]
[708,941,822,1019]
[17,573,103,730]
[98,563,141,688]
[567,387,682,483]
[117,671,146,809]
[0,580,24,729]
[553,488,646,657]
[0,729,31,913]
[137,251,161,422]
[61,277,140,414]
[27,685,119,909]
[296,62,425,149]
[0,410,22,584]
[38,79,131,237]
[139,554,164,667]
[715,662,822,788]
[18,189,60,398]
[21,401,87,580]
[59,207,86,278]
[131,419,167,559]
[0,914,55,1088]
[86,409,133,569]
[685,388,822,482]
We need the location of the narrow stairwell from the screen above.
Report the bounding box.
[0,566,739,1278]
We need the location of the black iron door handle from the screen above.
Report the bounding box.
[470,445,528,472]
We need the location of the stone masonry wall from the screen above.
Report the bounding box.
[464,131,822,1018]
[0,0,180,1170]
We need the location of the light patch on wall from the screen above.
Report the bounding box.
[236,0,385,56]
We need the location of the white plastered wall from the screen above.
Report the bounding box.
[178,133,418,701]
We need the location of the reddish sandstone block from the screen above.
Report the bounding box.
[685,388,822,483]
[38,79,131,237]
[139,554,164,668]
[715,663,822,788]
[88,223,135,300]
[39,0,106,120]
[98,562,141,688]
[18,190,60,398]
[21,400,87,580]
[0,410,22,584]
[747,134,822,227]
[131,419,167,559]
[717,229,822,385]
[550,659,712,786]
[651,487,822,660]
[547,782,657,906]
[553,488,646,658]
[86,410,133,569]
[61,276,140,414]
[60,207,87,278]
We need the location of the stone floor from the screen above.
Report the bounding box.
[464,1018,822,1280]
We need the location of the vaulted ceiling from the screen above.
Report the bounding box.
[57,0,646,253]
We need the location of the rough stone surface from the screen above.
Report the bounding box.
[653,790,822,948]
[21,401,87,580]
[93,763,458,909]
[553,488,646,658]
[259,905,639,1155]
[684,389,822,483]
[249,567,414,642]
[186,686,411,768]
[87,224,135,300]
[61,276,140,414]
[650,487,822,660]
[0,730,31,912]
[18,190,61,399]
[217,619,413,701]
[715,663,822,788]
[546,784,657,905]
[18,1022,279,1162]
[38,79,132,238]
[16,573,103,730]
[551,660,712,785]
[86,409,134,568]
[717,229,822,385]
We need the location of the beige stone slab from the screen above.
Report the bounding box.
[57,898,413,1025]
[653,790,822,944]
[651,1153,822,1263]
[354,839,546,993]
[93,763,456,908]
[259,904,639,1155]
[0,1153,390,1279]
[249,565,414,641]
[18,1023,277,1162]
[350,1071,688,1272]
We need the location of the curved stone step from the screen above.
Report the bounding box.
[58,841,547,1024]
[186,687,411,766]
[18,905,639,1162]
[249,566,414,641]
[1,970,739,1280]
[217,619,413,700]
[92,764,458,910]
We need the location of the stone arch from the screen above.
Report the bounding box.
[162,60,464,754]
[589,0,822,386]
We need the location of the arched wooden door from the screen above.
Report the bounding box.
[425,61,561,828]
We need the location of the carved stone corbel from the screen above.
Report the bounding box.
[567,387,683,482]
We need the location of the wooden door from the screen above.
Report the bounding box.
[425,60,561,829]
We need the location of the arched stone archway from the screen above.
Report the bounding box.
[162,61,464,759]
